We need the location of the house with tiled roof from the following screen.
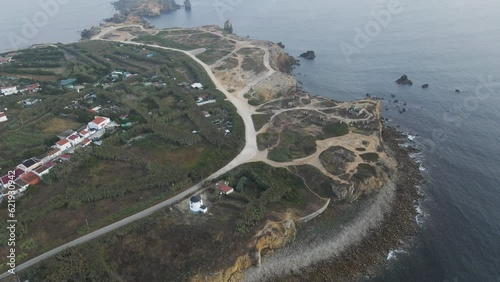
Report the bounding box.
[81,139,91,147]
[88,116,110,131]
[79,129,90,139]
[55,139,71,150]
[19,83,40,93]
[15,171,40,192]
[34,161,56,177]
[216,180,234,195]
[66,133,82,146]
[0,168,25,189]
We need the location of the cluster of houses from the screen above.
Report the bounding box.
[0,116,112,199]
[188,180,234,214]
[0,157,57,197]
[0,55,12,65]
[0,83,41,96]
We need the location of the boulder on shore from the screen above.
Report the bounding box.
[299,51,316,60]
[277,42,285,49]
[422,84,429,89]
[395,74,413,86]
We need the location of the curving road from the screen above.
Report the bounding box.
[0,35,274,280]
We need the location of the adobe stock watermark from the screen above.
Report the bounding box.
[340,0,403,63]
[7,0,70,50]
[422,74,498,154]
[213,0,243,24]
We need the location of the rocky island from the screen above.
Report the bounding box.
[299,50,316,60]
[395,74,413,85]
[0,22,422,282]
[113,0,181,17]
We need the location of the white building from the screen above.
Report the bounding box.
[88,116,111,131]
[189,195,207,213]
[55,139,72,151]
[66,133,82,146]
[79,129,90,139]
[0,112,7,123]
[0,86,17,96]
[191,83,203,89]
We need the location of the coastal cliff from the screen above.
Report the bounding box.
[113,0,180,17]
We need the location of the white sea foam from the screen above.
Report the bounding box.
[386,248,406,261]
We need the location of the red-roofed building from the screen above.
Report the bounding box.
[55,139,71,150]
[81,138,91,147]
[59,154,71,162]
[0,112,7,123]
[34,161,56,177]
[216,180,234,195]
[1,168,25,189]
[15,171,40,192]
[66,133,82,146]
[88,116,110,131]
[20,83,41,93]
[79,129,90,139]
[47,148,61,159]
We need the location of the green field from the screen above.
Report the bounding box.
[0,40,244,269]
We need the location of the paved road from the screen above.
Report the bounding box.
[0,33,271,280]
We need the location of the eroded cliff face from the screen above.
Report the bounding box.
[113,0,180,17]
[192,216,297,282]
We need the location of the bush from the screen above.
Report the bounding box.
[268,147,290,162]
[323,122,349,137]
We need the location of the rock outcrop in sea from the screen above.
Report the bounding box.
[422,83,429,89]
[299,51,316,60]
[184,0,191,10]
[395,74,413,86]
[224,19,233,34]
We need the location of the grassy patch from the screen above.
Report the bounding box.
[360,152,379,162]
[323,121,349,137]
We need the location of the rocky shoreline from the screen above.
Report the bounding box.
[267,126,423,281]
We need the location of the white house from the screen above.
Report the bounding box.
[88,116,111,131]
[191,83,203,89]
[55,139,72,151]
[34,161,56,177]
[66,133,82,146]
[0,112,7,123]
[0,86,17,96]
[79,129,90,139]
[189,195,207,213]
[46,148,61,160]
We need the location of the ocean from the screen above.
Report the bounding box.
[0,0,115,53]
[2,0,500,281]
